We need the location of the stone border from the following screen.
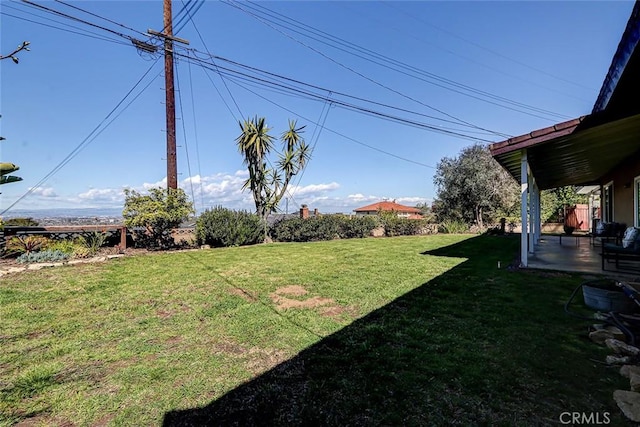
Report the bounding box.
[0,254,125,277]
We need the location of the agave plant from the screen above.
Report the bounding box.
[6,235,49,255]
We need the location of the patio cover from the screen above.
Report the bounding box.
[491,112,640,191]
[489,0,640,267]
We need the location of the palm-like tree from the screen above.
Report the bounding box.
[236,117,310,232]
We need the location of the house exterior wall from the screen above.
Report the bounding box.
[600,151,640,227]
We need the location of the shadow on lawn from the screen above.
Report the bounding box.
[163,235,622,426]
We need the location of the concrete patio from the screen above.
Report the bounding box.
[527,234,640,279]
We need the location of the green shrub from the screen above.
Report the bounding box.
[439,220,469,234]
[196,206,264,247]
[270,217,302,242]
[382,217,426,237]
[77,231,107,256]
[123,187,194,249]
[271,215,378,242]
[44,239,90,258]
[271,216,339,242]
[17,249,70,264]
[375,211,425,237]
[339,215,378,239]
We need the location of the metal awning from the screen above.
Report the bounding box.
[490,112,640,190]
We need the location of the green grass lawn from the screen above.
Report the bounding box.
[0,234,628,425]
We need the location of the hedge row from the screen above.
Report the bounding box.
[196,206,264,247]
[270,215,377,242]
[194,207,437,247]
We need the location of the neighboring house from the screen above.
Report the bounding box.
[267,204,320,225]
[489,1,640,267]
[354,201,423,219]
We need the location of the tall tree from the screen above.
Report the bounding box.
[236,116,310,225]
[433,144,519,228]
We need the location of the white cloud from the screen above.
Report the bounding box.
[183,175,201,185]
[288,182,340,197]
[142,177,167,189]
[29,187,58,198]
[78,188,123,202]
[396,196,432,205]
[347,193,377,202]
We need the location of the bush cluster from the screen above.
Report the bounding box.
[271,215,379,242]
[44,239,91,258]
[196,206,264,247]
[438,220,469,234]
[379,215,427,237]
[4,232,109,262]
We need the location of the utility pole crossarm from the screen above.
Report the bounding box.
[146,29,189,45]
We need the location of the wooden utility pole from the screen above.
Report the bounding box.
[148,1,189,190]
[163,0,177,190]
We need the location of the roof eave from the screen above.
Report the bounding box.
[592,1,640,113]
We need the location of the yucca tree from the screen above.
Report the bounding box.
[236,117,310,234]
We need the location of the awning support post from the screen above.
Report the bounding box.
[521,150,529,267]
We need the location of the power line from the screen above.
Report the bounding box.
[222,0,511,138]
[10,0,507,140]
[226,76,437,169]
[1,60,162,215]
[174,61,197,212]
[186,58,206,213]
[223,0,569,130]
[52,0,148,38]
[1,7,130,46]
[19,0,136,41]
[176,52,496,143]
[180,0,244,119]
[290,98,332,200]
[174,0,205,35]
[239,0,577,119]
[343,1,592,104]
[182,48,506,137]
[381,1,596,92]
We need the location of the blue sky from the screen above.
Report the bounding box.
[0,1,635,215]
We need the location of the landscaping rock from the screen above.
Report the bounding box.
[606,339,640,356]
[614,390,640,422]
[370,226,385,237]
[606,326,627,342]
[631,373,640,392]
[621,365,640,379]
[590,329,615,345]
[607,355,633,365]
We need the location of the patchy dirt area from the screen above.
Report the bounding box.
[272,285,309,297]
[270,285,335,310]
[318,305,359,319]
[270,295,335,310]
[268,285,357,321]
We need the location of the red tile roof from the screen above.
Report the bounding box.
[354,201,421,214]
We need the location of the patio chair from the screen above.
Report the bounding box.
[592,221,625,246]
[602,226,640,271]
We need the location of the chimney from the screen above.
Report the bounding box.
[313,208,318,216]
[300,204,309,219]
